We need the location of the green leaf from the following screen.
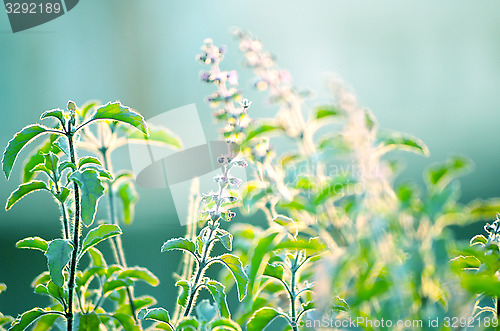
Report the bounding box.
[117,267,159,286]
[470,234,488,247]
[2,124,53,179]
[103,278,133,296]
[88,247,107,268]
[425,156,473,190]
[69,169,105,226]
[9,308,59,331]
[216,229,233,251]
[75,312,101,331]
[205,280,230,318]
[40,109,64,124]
[78,156,103,169]
[80,224,122,258]
[275,237,325,255]
[247,307,281,331]
[314,175,356,205]
[127,126,181,149]
[176,317,199,330]
[244,121,282,142]
[46,281,67,304]
[377,131,429,156]
[0,283,6,294]
[216,254,248,301]
[161,237,196,255]
[117,181,139,224]
[30,311,60,331]
[263,263,284,281]
[313,105,343,120]
[80,101,97,119]
[22,135,61,183]
[88,102,148,135]
[16,237,48,253]
[110,313,141,331]
[6,181,48,210]
[44,239,73,287]
[137,307,170,324]
[273,215,298,237]
[175,280,190,307]
[210,318,242,331]
[248,231,280,293]
[465,198,500,221]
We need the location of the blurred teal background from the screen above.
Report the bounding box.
[1,0,500,318]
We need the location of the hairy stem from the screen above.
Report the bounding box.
[100,148,138,322]
[182,226,216,317]
[66,133,80,331]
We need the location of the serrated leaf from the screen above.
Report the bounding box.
[87,247,107,268]
[117,181,138,225]
[175,280,190,307]
[117,267,159,286]
[127,126,181,149]
[9,308,59,331]
[103,278,133,296]
[247,307,281,331]
[6,181,48,210]
[161,238,196,255]
[216,230,233,251]
[137,307,170,324]
[22,136,60,183]
[80,224,122,258]
[16,237,48,253]
[205,280,230,318]
[75,312,101,331]
[216,254,248,301]
[69,169,105,226]
[378,132,429,156]
[44,239,73,287]
[3,124,53,179]
[40,109,64,124]
[88,102,148,135]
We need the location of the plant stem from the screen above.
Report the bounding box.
[66,132,80,331]
[100,148,138,322]
[290,257,299,331]
[183,226,216,317]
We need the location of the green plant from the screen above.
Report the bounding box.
[2,101,163,331]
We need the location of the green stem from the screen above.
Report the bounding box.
[66,133,80,331]
[183,226,216,317]
[100,148,138,322]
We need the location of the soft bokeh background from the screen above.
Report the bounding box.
[1,0,499,318]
